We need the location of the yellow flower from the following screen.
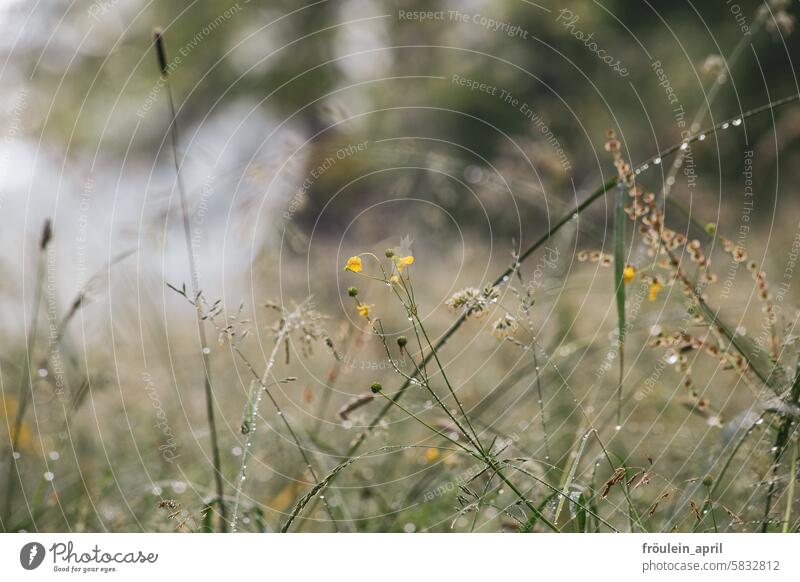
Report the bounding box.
[395,255,414,271]
[648,279,663,302]
[390,274,400,284]
[345,256,362,273]
[425,448,440,463]
[356,303,373,318]
[623,265,636,284]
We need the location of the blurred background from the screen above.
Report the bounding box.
[1,0,799,532]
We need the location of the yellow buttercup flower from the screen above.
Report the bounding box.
[345,256,363,273]
[356,303,373,318]
[395,255,414,271]
[623,265,636,284]
[648,279,663,302]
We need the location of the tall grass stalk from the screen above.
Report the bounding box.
[152,29,226,531]
[3,220,51,526]
[782,440,798,533]
[231,322,288,532]
[226,312,341,532]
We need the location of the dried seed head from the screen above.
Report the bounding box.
[153,28,169,76]
[40,219,52,250]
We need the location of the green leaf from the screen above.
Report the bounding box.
[574,492,587,532]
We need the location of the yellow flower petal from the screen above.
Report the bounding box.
[356,303,373,318]
[390,275,400,284]
[425,448,440,463]
[345,256,362,273]
[648,280,662,302]
[623,265,636,284]
[395,255,414,271]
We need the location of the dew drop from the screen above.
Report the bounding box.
[654,157,662,165]
[43,471,54,482]
[732,118,742,127]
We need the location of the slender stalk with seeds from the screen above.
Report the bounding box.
[152,29,226,531]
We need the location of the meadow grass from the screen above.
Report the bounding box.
[3,9,800,534]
